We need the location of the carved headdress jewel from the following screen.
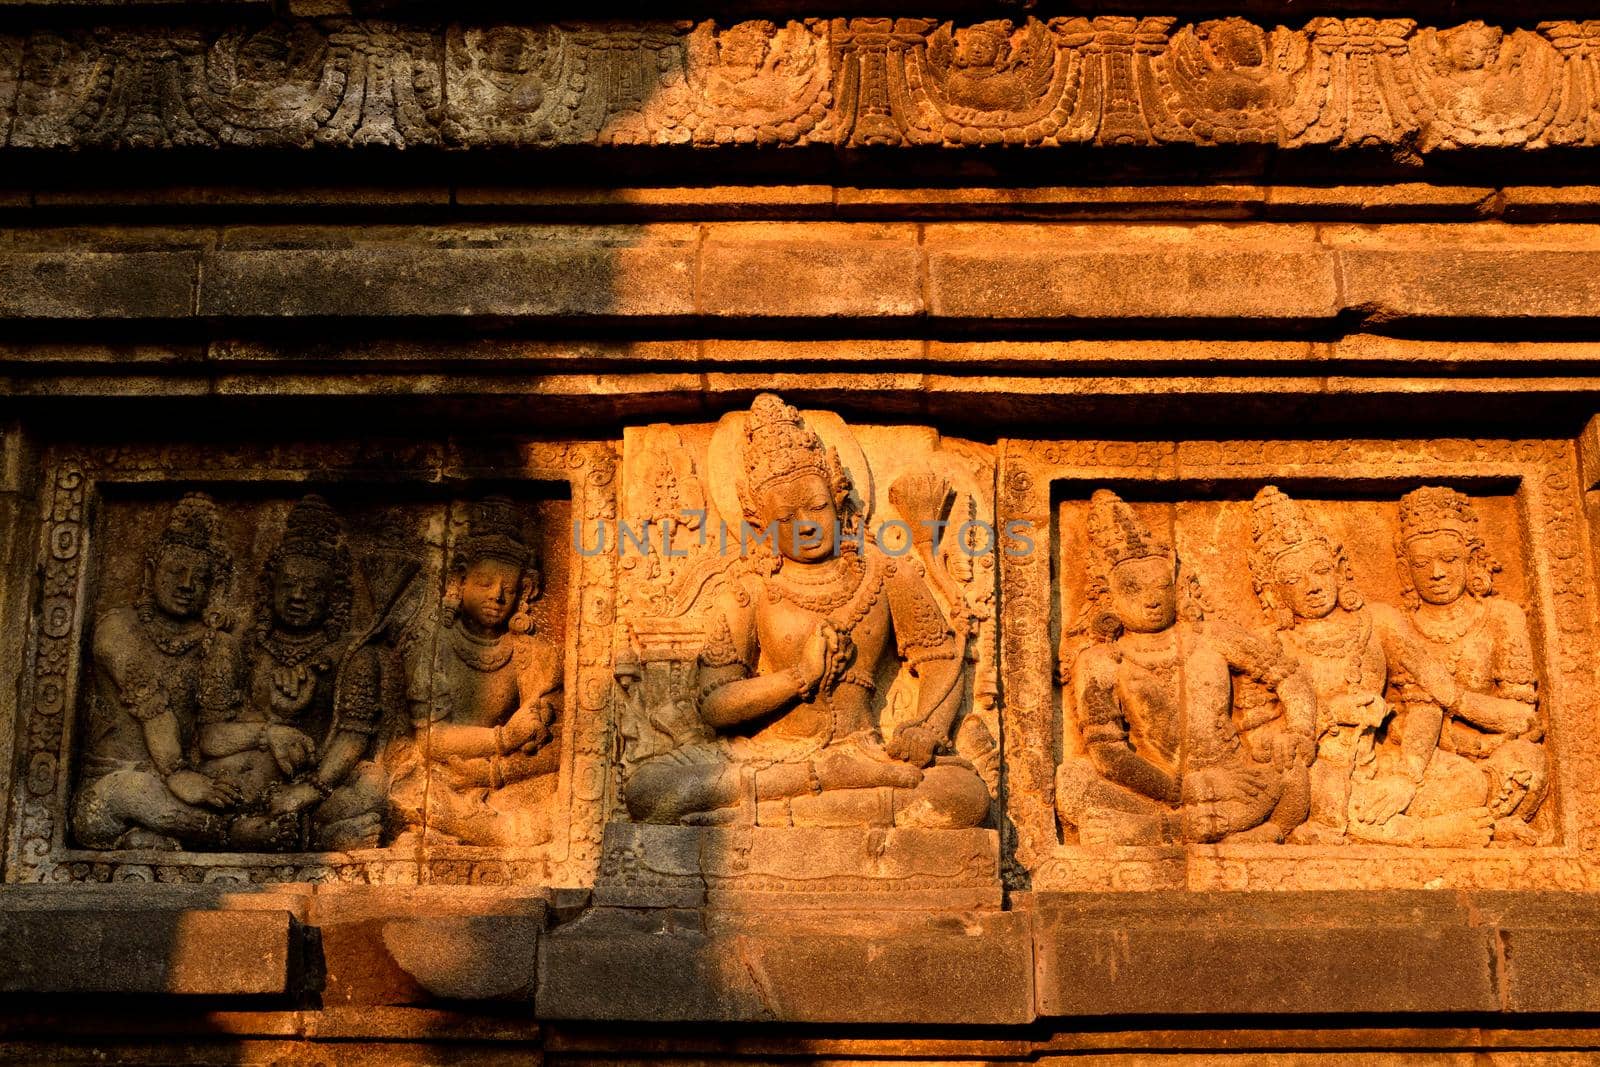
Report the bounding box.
[158,493,230,560]
[1085,489,1171,571]
[459,496,531,570]
[278,494,345,566]
[1249,486,1358,623]
[1397,486,1479,545]
[735,393,850,521]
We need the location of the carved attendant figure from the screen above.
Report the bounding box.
[1249,486,1493,847]
[198,495,387,850]
[1393,486,1548,840]
[1057,490,1314,845]
[623,394,990,828]
[394,498,562,846]
[73,494,290,851]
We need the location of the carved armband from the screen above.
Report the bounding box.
[120,673,170,724]
[698,616,745,670]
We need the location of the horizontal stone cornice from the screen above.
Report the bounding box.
[0,15,1597,151]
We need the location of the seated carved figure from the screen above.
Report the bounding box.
[198,495,388,851]
[1248,487,1493,847]
[1056,490,1315,845]
[1392,487,1548,841]
[392,498,561,846]
[623,394,990,829]
[73,494,292,851]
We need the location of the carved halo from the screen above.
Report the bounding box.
[705,401,874,532]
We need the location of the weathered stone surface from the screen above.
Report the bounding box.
[699,225,922,318]
[1032,892,1500,1016]
[1338,249,1600,320]
[540,906,1033,1024]
[200,245,695,318]
[0,252,195,318]
[593,824,1003,910]
[312,888,547,1005]
[924,230,1340,322]
[0,906,297,995]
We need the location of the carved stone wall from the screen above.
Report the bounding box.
[5,1,1600,1062]
[1,15,1598,151]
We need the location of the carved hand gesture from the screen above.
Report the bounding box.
[168,769,242,810]
[797,624,836,692]
[265,725,316,777]
[269,664,317,719]
[1352,773,1416,826]
[888,724,942,768]
[504,699,553,751]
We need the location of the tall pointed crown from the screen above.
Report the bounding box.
[277,494,344,565]
[1398,486,1479,544]
[1085,489,1171,569]
[1249,485,1332,586]
[460,496,530,569]
[740,393,833,497]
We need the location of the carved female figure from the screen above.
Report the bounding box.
[622,393,990,829]
[73,494,291,851]
[198,495,388,851]
[1056,490,1313,845]
[1392,486,1548,841]
[1249,486,1493,847]
[393,497,562,846]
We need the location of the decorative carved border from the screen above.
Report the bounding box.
[0,17,1595,151]
[998,437,1600,891]
[3,439,619,886]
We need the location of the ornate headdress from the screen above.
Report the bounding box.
[1086,489,1171,571]
[1398,486,1479,545]
[140,493,235,627]
[1249,485,1358,625]
[1396,485,1497,602]
[458,496,532,570]
[257,494,352,644]
[733,393,853,527]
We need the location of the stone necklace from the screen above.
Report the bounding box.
[450,625,514,673]
[1294,610,1371,689]
[767,553,868,618]
[137,608,208,657]
[260,628,334,670]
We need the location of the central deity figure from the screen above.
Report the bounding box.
[623,394,990,828]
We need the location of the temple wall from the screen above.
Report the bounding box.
[3,3,1600,1062]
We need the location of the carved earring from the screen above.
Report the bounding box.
[441,575,462,625]
[509,577,536,635]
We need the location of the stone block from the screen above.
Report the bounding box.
[310,887,547,1005]
[1499,927,1600,1013]
[1032,892,1499,1017]
[1338,250,1600,320]
[200,245,694,319]
[0,907,296,995]
[0,252,196,318]
[925,240,1338,323]
[538,905,1033,1024]
[699,225,921,319]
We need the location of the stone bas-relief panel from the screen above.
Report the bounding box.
[1000,439,1599,892]
[7,441,619,885]
[2,16,1598,150]
[607,394,1003,896]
